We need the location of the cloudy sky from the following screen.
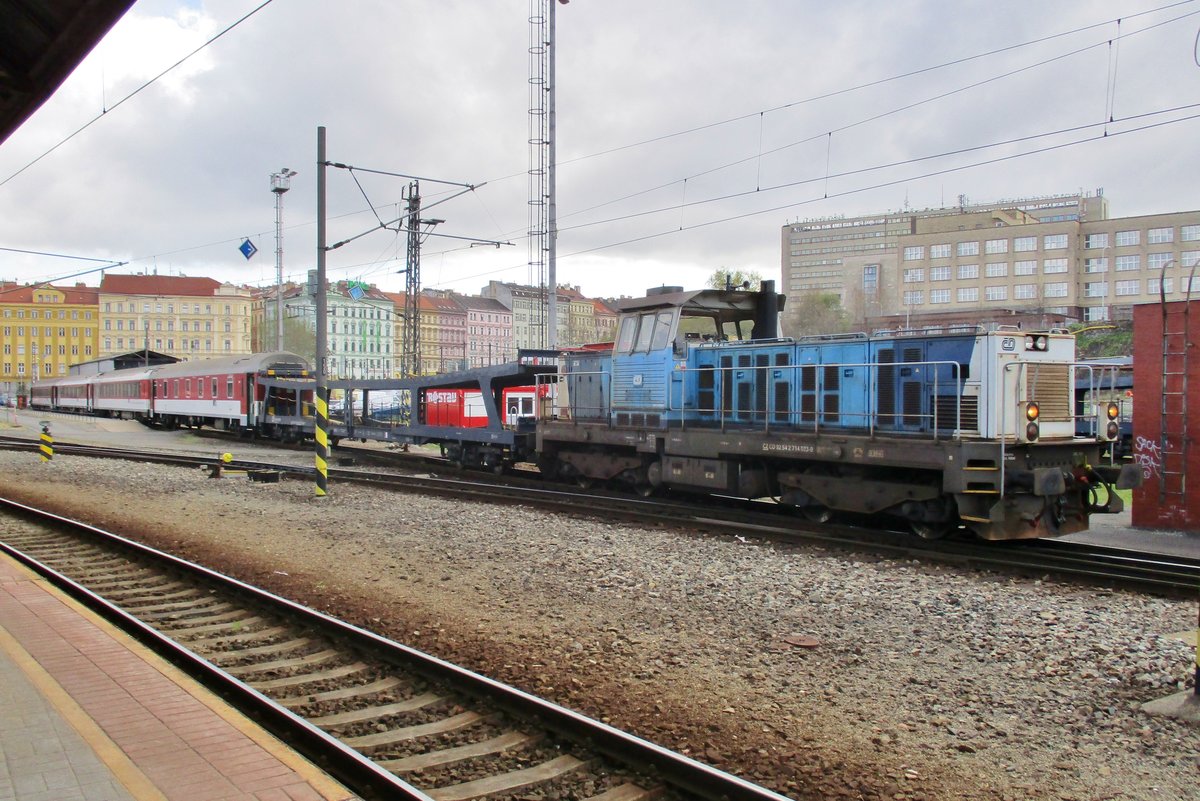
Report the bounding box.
[1,0,1198,300]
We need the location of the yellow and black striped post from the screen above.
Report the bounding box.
[314,388,329,497]
[39,422,52,462]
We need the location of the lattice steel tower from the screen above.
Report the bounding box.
[528,0,562,349]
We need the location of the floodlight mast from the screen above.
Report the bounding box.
[271,167,297,351]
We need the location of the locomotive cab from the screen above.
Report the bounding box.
[608,283,785,427]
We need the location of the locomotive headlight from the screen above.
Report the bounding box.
[1106,401,1120,420]
[1025,401,1040,421]
[1023,335,1048,351]
[1025,421,1040,441]
[1106,421,1120,440]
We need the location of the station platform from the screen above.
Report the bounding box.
[0,553,358,801]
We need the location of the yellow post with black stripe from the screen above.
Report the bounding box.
[314,387,329,497]
[39,422,52,462]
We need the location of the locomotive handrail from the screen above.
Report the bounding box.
[667,358,966,440]
[1070,361,1131,464]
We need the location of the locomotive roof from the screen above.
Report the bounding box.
[618,288,779,316]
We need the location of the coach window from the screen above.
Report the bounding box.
[226,377,234,397]
[198,380,205,399]
[211,378,218,397]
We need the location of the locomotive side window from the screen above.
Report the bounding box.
[633,312,656,351]
[650,309,675,350]
[616,316,638,353]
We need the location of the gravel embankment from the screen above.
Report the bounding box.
[0,414,1197,801]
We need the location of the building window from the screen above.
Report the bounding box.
[1015,284,1037,299]
[957,264,979,280]
[903,246,925,261]
[1148,227,1174,244]
[1084,306,1110,322]
[957,287,979,303]
[1084,282,1109,298]
[903,290,924,305]
[1115,255,1140,272]
[930,243,951,259]
[1043,258,1068,274]
[957,241,979,257]
[1181,224,1200,242]
[903,268,924,283]
[862,263,878,292]
[1044,282,1068,298]
[1014,260,1036,276]
[985,262,1008,278]
[1115,280,1140,296]
[1115,230,1140,246]
[1084,232,1109,249]
[1184,276,1200,293]
[1149,278,1174,295]
[930,289,950,304]
[985,239,1008,254]
[930,266,950,281]
[1084,257,1108,273]
[985,285,1008,301]
[1043,234,1068,250]
[1148,252,1172,270]
[1014,236,1037,252]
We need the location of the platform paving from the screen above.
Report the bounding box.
[0,553,359,801]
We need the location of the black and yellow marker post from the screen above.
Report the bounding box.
[314,389,329,497]
[313,125,330,498]
[39,422,52,462]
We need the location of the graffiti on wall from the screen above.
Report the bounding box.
[1132,435,1164,480]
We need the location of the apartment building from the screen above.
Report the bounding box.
[458,295,513,368]
[480,280,568,350]
[97,274,253,360]
[420,291,467,374]
[274,281,394,378]
[0,282,98,395]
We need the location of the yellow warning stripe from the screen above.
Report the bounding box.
[0,622,168,801]
[1,558,354,801]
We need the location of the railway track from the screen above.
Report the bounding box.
[0,496,792,801]
[2,435,1195,593]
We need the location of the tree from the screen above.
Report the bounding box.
[787,292,852,336]
[707,268,762,291]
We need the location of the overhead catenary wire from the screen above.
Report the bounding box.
[5,2,1195,294]
[0,0,278,189]
[428,105,1200,288]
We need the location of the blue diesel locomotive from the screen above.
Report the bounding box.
[537,282,1139,540]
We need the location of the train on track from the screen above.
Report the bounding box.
[29,352,315,442]
[29,281,1139,540]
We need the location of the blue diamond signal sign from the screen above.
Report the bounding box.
[239,239,258,260]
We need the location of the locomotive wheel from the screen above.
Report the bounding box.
[910,521,951,540]
[801,506,833,523]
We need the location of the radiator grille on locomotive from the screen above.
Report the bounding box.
[1024,364,1071,421]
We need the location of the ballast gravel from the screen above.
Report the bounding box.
[0,416,1196,801]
